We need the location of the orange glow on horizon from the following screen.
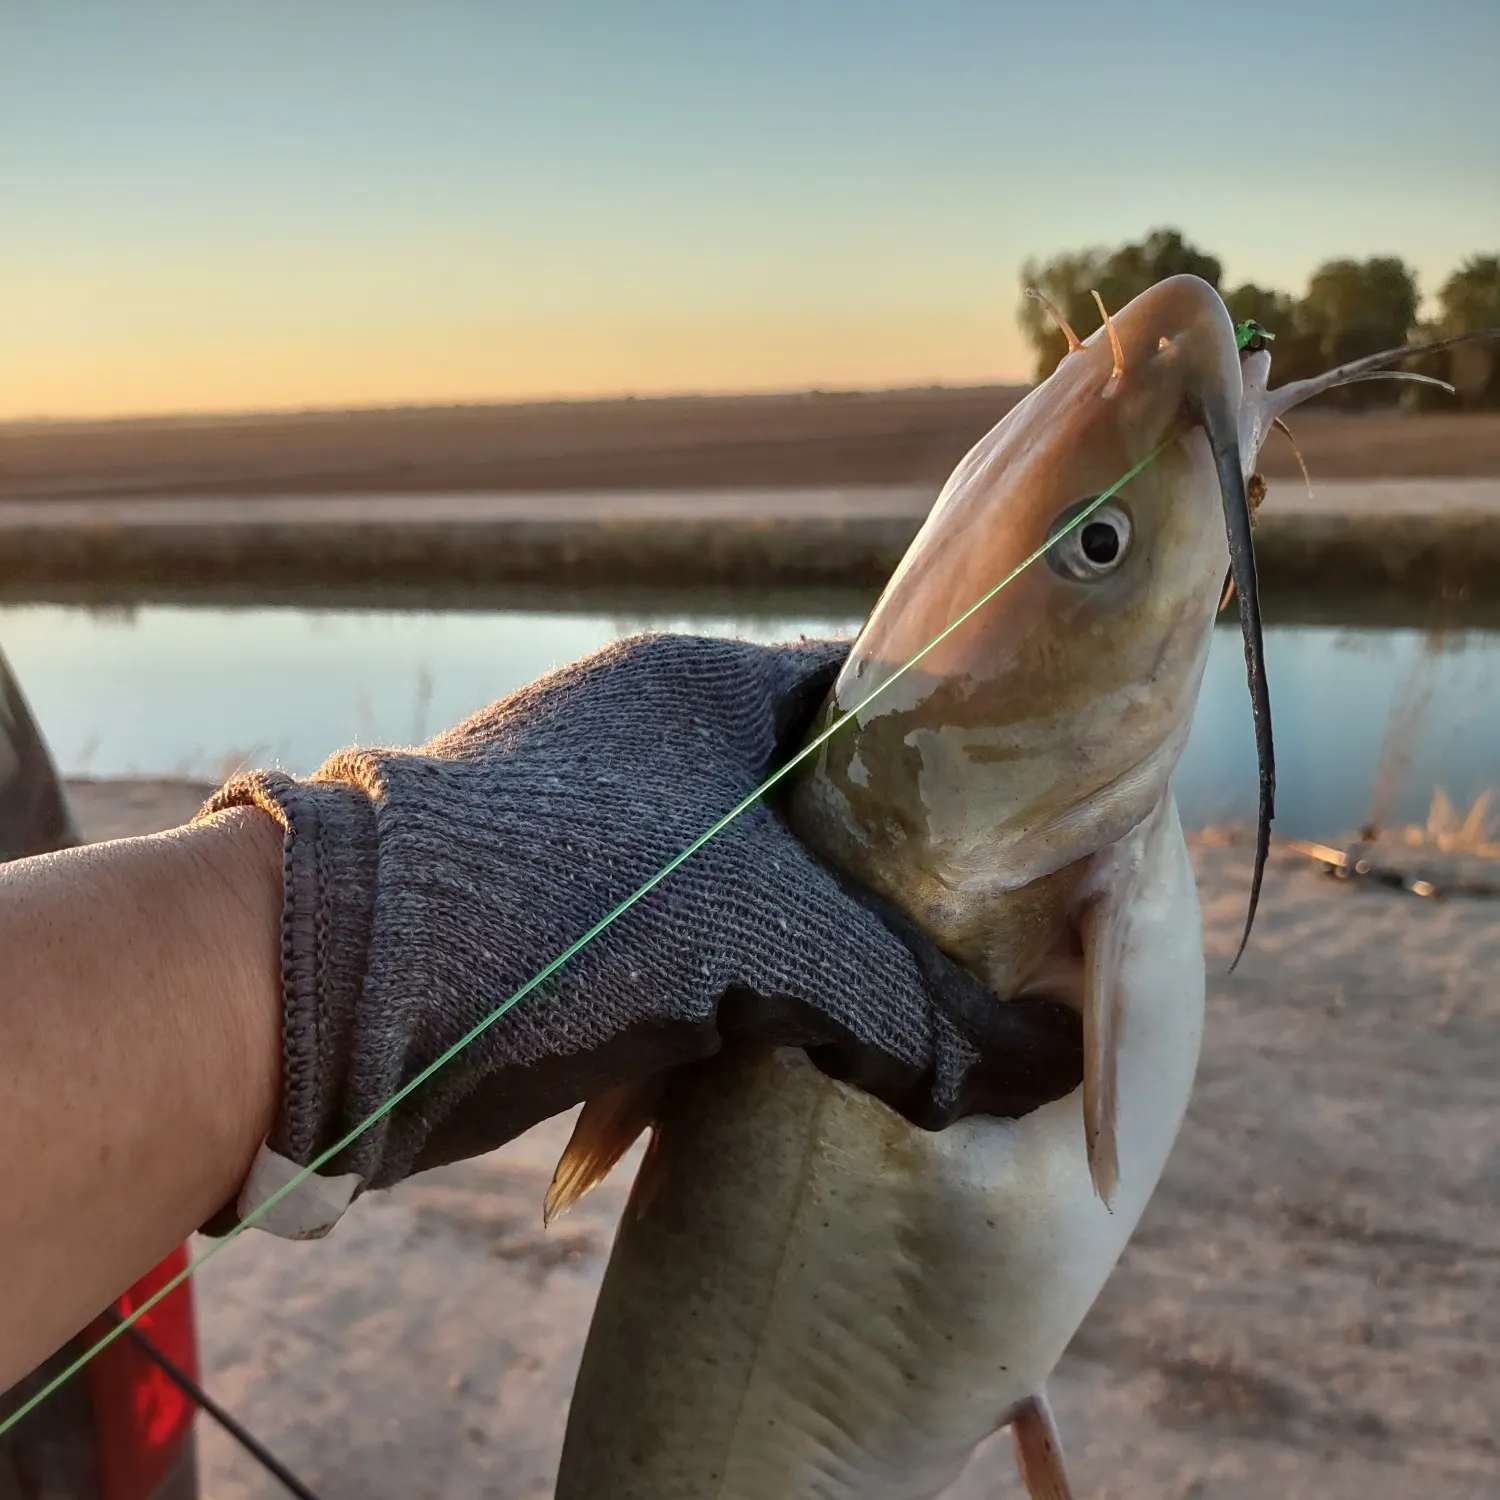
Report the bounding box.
[0,312,1034,422]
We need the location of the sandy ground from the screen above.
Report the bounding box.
[69,781,1500,1500]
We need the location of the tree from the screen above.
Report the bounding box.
[1292,257,1419,407]
[1015,236,1496,409]
[1434,255,1500,408]
[1223,282,1296,335]
[1018,228,1222,381]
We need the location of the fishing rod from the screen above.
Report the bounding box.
[105,1311,324,1500]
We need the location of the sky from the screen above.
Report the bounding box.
[2,0,1497,420]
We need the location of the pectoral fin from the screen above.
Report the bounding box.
[1217,567,1236,614]
[1009,1389,1075,1500]
[544,1079,662,1225]
[1079,888,1127,1209]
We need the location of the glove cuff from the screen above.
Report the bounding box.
[198,769,379,1174]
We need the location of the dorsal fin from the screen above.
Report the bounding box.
[544,1080,662,1225]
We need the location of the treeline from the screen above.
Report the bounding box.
[1018,229,1499,409]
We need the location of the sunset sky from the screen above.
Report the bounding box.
[2,1,1496,420]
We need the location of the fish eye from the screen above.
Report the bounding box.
[1045,500,1132,582]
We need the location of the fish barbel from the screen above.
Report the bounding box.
[546,279,1494,1499]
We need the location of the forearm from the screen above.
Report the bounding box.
[0,808,282,1388]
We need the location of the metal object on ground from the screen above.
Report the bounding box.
[1281,836,1500,898]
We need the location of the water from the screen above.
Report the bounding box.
[3,598,1496,839]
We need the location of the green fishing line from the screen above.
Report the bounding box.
[0,440,1165,1439]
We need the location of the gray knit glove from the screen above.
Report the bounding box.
[201,634,1082,1238]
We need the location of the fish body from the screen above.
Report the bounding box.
[551,278,1492,1498]
[557,797,1201,1498]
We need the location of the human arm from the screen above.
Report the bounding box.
[0,808,283,1390]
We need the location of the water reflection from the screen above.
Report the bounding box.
[2,599,1495,839]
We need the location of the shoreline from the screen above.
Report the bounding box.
[9,478,1500,602]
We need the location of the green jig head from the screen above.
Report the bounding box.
[1235,319,1275,353]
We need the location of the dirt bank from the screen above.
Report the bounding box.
[71,781,1499,1500]
[7,396,1500,599]
[8,478,1500,603]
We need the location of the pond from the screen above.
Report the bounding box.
[3,596,1496,841]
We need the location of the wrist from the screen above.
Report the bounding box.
[176,806,286,1213]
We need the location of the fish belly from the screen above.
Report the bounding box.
[555,815,1204,1500]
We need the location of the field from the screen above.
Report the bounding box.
[69,781,1500,1500]
[4,393,1500,500]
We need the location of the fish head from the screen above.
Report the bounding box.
[787,282,1497,1204]
[796,273,1267,969]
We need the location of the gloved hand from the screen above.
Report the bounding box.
[201,634,1083,1238]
